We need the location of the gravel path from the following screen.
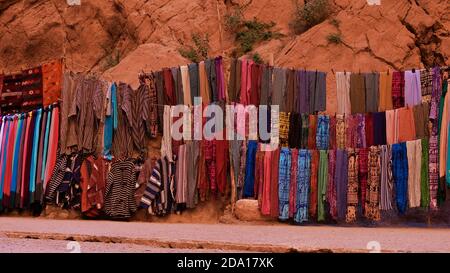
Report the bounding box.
[0,217,449,252]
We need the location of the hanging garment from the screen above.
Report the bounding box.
[104,159,137,219]
[346,148,359,223]
[356,114,366,148]
[379,71,393,111]
[135,158,155,207]
[112,83,134,159]
[255,145,265,203]
[309,150,319,220]
[43,106,59,191]
[206,58,218,102]
[365,72,379,113]
[228,59,238,103]
[288,112,301,149]
[80,156,107,217]
[286,69,296,112]
[244,140,258,198]
[239,59,249,105]
[335,149,348,220]
[413,102,430,139]
[21,111,35,208]
[260,65,271,106]
[308,115,317,150]
[336,72,351,114]
[198,62,210,105]
[270,148,280,218]
[392,71,405,109]
[345,114,358,148]
[189,63,200,104]
[2,115,18,207]
[60,72,79,154]
[404,70,422,107]
[420,138,430,208]
[175,144,188,204]
[392,143,408,214]
[45,153,83,210]
[186,141,200,208]
[236,140,247,199]
[180,65,192,106]
[288,149,299,218]
[161,105,173,162]
[385,109,397,145]
[350,73,366,114]
[0,117,12,207]
[358,148,369,215]
[316,115,330,150]
[44,153,68,204]
[229,140,242,199]
[420,68,433,103]
[329,116,337,150]
[336,114,346,149]
[204,140,216,198]
[372,112,387,145]
[215,139,229,195]
[71,77,105,154]
[249,63,261,107]
[439,86,450,179]
[278,148,291,220]
[163,68,176,105]
[29,109,42,203]
[103,83,116,160]
[365,113,374,147]
[317,150,328,222]
[42,59,62,107]
[298,70,309,114]
[171,67,183,105]
[279,112,290,147]
[272,68,287,111]
[300,114,309,149]
[15,113,28,208]
[380,145,394,210]
[155,71,165,133]
[131,74,153,155]
[215,56,226,102]
[140,157,176,216]
[406,139,422,208]
[327,150,337,221]
[10,114,25,207]
[365,146,381,221]
[261,149,273,216]
[397,107,416,143]
[295,149,311,223]
[311,71,327,112]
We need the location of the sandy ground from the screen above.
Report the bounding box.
[0,237,245,253]
[0,217,449,253]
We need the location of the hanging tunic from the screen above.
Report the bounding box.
[365,146,381,221]
[278,148,291,220]
[358,148,369,215]
[295,149,310,223]
[327,150,337,220]
[380,145,394,210]
[317,150,328,222]
[316,115,330,150]
[336,72,351,114]
[335,149,348,220]
[346,148,359,223]
[378,71,393,111]
[406,139,422,208]
[392,143,408,214]
[336,114,346,149]
[392,71,405,109]
[309,150,319,220]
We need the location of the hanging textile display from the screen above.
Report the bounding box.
[0,56,449,225]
